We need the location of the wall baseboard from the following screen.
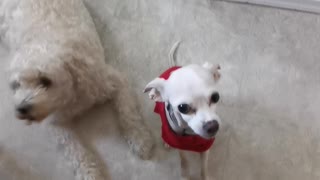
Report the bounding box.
[223,0,320,13]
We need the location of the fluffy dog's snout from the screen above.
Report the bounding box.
[16,104,32,117]
[203,120,219,136]
[17,104,32,114]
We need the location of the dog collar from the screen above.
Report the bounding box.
[165,103,195,136]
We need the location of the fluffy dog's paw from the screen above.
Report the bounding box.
[140,145,154,160]
[125,132,155,160]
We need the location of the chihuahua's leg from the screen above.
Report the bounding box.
[200,150,210,180]
[179,150,191,180]
[163,141,171,150]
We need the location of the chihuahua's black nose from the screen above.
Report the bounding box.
[16,104,32,115]
[203,120,219,135]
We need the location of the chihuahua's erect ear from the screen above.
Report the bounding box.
[202,62,221,82]
[143,78,166,102]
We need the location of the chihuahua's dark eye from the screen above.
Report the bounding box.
[211,92,220,103]
[39,77,52,88]
[178,104,191,114]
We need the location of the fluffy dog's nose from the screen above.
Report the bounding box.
[16,104,32,115]
[203,120,219,135]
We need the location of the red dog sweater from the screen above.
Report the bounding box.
[154,66,215,153]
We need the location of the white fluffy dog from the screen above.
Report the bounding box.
[0,0,154,179]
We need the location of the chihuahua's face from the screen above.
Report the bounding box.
[144,63,221,139]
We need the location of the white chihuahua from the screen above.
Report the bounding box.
[144,42,221,180]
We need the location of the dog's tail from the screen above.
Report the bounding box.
[168,40,181,67]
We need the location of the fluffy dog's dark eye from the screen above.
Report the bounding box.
[178,104,191,114]
[211,92,220,103]
[10,81,20,90]
[39,77,52,88]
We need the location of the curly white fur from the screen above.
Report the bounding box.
[1,0,154,179]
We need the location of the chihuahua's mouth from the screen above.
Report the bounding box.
[201,133,217,139]
[165,103,219,139]
[165,103,196,136]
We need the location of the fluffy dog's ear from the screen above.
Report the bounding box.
[143,78,166,102]
[202,62,221,82]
